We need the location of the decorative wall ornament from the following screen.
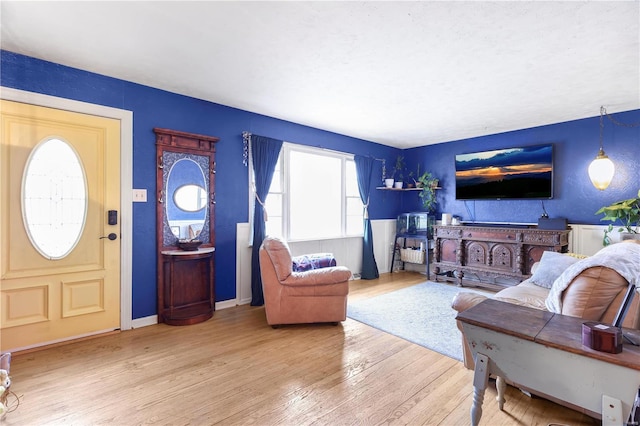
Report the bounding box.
[242,131,251,166]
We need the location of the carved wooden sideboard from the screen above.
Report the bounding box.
[432,224,570,289]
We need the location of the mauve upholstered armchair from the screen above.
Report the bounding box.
[259,236,352,327]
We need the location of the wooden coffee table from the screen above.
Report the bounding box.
[456,299,640,426]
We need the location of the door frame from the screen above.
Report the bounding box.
[1,86,133,331]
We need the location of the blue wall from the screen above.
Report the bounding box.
[2,51,638,319]
[400,114,639,224]
[1,51,400,318]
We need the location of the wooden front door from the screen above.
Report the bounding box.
[1,100,121,351]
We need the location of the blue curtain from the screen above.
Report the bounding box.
[250,135,283,306]
[354,155,379,279]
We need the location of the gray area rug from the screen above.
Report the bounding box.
[347,281,492,361]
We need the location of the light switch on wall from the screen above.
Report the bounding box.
[132,189,147,202]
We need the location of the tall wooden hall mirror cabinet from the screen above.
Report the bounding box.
[155,128,218,326]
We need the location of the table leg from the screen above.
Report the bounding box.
[496,376,506,410]
[602,394,624,426]
[471,353,490,426]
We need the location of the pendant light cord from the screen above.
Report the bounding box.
[602,107,640,128]
[599,106,605,151]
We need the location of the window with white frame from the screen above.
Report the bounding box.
[252,142,364,241]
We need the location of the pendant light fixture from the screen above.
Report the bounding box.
[588,106,615,190]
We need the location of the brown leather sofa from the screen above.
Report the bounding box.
[259,236,352,327]
[452,240,640,369]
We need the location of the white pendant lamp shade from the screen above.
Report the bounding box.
[588,148,615,190]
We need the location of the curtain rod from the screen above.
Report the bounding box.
[243,131,386,179]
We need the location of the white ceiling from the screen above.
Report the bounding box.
[1,1,638,149]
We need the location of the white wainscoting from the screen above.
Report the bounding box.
[233,221,615,306]
[236,223,253,306]
[286,237,364,273]
[235,220,397,306]
[568,223,618,256]
[371,219,397,274]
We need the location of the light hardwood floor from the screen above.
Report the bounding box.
[4,272,597,425]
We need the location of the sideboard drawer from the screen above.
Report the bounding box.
[435,227,462,239]
[461,229,518,242]
[523,232,563,245]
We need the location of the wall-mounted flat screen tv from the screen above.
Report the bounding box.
[455,144,553,200]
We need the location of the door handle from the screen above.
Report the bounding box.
[100,233,118,241]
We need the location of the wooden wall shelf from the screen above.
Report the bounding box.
[376,187,442,191]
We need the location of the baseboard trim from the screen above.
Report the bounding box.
[216,299,237,310]
[132,315,157,328]
[131,300,238,329]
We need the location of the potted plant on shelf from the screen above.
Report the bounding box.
[393,155,405,189]
[417,171,439,212]
[408,163,422,188]
[595,189,640,246]
[406,170,415,188]
[384,170,395,188]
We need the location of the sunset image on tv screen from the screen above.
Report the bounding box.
[455,144,553,200]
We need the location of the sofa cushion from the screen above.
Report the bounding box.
[528,251,580,289]
[493,280,550,310]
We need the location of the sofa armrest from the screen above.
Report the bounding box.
[281,266,352,286]
[451,292,489,370]
[451,291,489,314]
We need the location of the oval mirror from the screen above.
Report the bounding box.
[22,138,87,259]
[174,184,207,212]
[166,158,207,240]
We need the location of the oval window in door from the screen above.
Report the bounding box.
[22,138,88,260]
